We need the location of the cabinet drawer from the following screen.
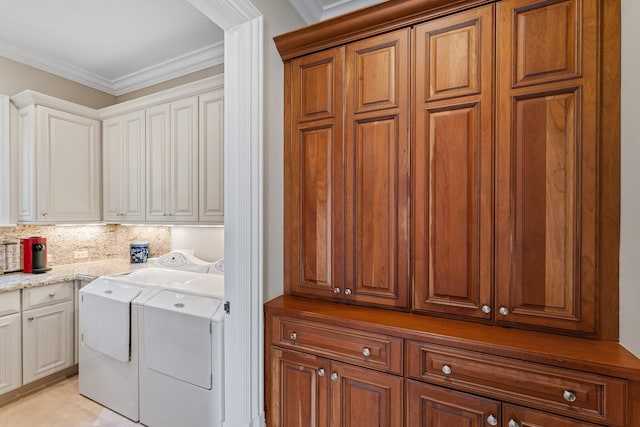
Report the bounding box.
[0,291,20,316]
[22,282,73,310]
[271,316,402,374]
[407,341,627,426]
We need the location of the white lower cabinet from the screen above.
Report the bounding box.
[0,291,21,395]
[22,282,74,384]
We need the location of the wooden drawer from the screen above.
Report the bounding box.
[270,315,402,374]
[22,282,73,310]
[407,341,627,426]
[503,403,603,427]
[0,291,20,316]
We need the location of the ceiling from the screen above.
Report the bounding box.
[0,0,385,96]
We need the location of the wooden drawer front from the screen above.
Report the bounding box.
[22,282,73,310]
[407,341,627,426]
[272,316,402,374]
[503,403,603,427]
[0,291,21,316]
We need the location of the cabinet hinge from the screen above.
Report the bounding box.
[224,301,230,314]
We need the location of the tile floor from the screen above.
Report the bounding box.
[0,376,138,427]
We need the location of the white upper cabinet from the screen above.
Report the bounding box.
[103,110,146,222]
[199,89,224,224]
[12,92,101,223]
[0,95,12,226]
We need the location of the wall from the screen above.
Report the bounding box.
[0,56,116,108]
[0,224,170,265]
[620,0,640,357]
[170,226,224,262]
[252,0,305,302]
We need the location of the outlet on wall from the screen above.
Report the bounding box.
[74,250,89,259]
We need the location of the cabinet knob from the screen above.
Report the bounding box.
[317,368,325,377]
[499,306,509,316]
[344,288,352,296]
[333,288,341,294]
[27,316,34,321]
[563,390,577,402]
[41,212,48,217]
[441,365,452,375]
[508,420,520,427]
[49,292,55,297]
[289,332,297,341]
[481,305,491,314]
[330,373,338,381]
[362,347,371,357]
[486,415,498,426]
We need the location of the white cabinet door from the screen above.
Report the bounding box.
[199,90,224,224]
[22,300,74,384]
[103,111,145,222]
[0,312,21,395]
[146,97,198,223]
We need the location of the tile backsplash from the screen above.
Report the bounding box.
[0,224,170,265]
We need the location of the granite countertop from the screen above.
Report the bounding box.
[0,259,148,293]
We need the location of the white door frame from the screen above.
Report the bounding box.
[187,1,264,426]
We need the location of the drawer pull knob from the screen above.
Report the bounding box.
[441,365,452,375]
[289,332,297,341]
[330,373,338,381]
[344,288,352,296]
[486,415,498,426]
[27,317,34,321]
[481,305,491,314]
[317,369,325,377]
[499,306,509,316]
[563,390,577,402]
[42,212,48,217]
[333,287,341,294]
[49,292,55,297]
[362,347,371,357]
[508,420,520,427]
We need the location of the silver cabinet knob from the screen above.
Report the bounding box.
[499,306,509,316]
[563,390,577,402]
[362,347,371,357]
[49,292,55,297]
[486,415,498,426]
[481,305,491,314]
[289,332,297,341]
[317,368,325,377]
[333,287,341,294]
[344,288,352,296]
[27,317,34,321]
[41,212,48,217]
[508,420,520,427]
[330,373,338,381]
[441,365,452,375]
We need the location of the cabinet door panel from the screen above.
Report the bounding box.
[199,90,224,223]
[271,348,329,427]
[345,29,409,308]
[146,103,171,220]
[170,97,198,221]
[413,5,493,318]
[0,313,21,394]
[503,403,603,427]
[407,380,500,427]
[331,362,402,427]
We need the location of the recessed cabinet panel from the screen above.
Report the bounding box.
[199,90,224,223]
[510,0,579,86]
[146,104,170,220]
[0,312,21,395]
[293,49,342,123]
[170,98,198,220]
[503,403,603,427]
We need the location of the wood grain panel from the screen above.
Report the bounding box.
[503,403,603,427]
[293,49,342,123]
[406,380,499,427]
[331,362,403,427]
[507,0,580,86]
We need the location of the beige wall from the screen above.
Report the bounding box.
[252,0,305,302]
[620,1,640,357]
[0,56,116,108]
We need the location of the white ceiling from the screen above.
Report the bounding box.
[0,0,385,96]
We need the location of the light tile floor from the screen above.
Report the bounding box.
[0,376,138,427]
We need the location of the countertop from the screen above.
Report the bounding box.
[0,259,148,293]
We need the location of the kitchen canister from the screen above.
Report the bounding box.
[130,242,149,264]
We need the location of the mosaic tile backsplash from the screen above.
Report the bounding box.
[0,224,170,265]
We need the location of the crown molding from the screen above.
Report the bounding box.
[11,90,101,119]
[287,0,387,24]
[0,39,224,96]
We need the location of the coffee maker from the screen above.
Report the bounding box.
[22,237,51,274]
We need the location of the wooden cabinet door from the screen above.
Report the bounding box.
[503,403,602,427]
[330,361,403,427]
[413,5,494,319]
[103,111,146,222]
[285,48,345,299]
[36,106,101,222]
[344,29,410,309]
[495,0,598,334]
[22,301,73,384]
[407,380,500,427]
[270,347,329,427]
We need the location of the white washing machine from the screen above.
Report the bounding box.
[79,252,224,425]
